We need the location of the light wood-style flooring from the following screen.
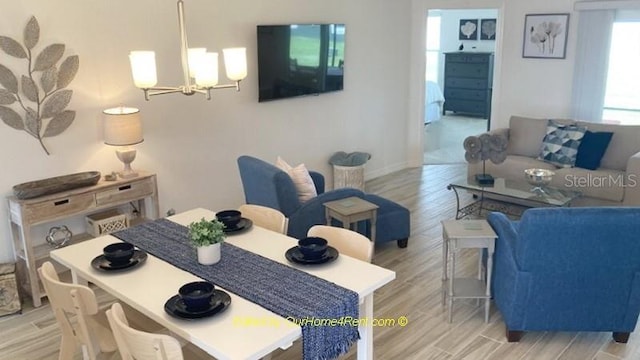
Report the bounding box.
[1,165,639,360]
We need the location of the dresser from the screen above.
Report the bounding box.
[7,172,159,307]
[443,52,494,119]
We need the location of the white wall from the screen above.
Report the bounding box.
[0,0,412,263]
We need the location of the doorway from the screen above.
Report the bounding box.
[423,8,498,164]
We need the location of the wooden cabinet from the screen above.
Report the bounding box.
[443,52,494,119]
[7,172,159,307]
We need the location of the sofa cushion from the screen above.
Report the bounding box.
[575,130,614,170]
[551,167,625,202]
[538,120,587,168]
[507,117,575,157]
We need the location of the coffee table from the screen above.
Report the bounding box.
[448,177,581,219]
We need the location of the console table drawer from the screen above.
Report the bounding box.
[96,179,154,206]
[23,193,96,223]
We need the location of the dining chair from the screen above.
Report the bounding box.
[107,302,185,360]
[38,261,117,360]
[239,203,288,234]
[307,225,373,262]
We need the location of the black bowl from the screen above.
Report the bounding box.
[103,243,135,265]
[216,210,242,229]
[179,281,215,311]
[298,237,328,259]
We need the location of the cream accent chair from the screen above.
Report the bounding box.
[38,261,117,360]
[307,225,373,262]
[239,204,288,234]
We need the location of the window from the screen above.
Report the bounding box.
[603,19,640,124]
[426,12,441,82]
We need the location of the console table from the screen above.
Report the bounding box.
[7,171,159,307]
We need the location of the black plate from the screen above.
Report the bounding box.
[164,290,232,320]
[285,246,339,265]
[222,218,253,235]
[91,250,148,272]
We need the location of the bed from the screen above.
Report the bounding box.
[425,81,445,124]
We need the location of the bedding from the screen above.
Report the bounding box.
[425,81,444,124]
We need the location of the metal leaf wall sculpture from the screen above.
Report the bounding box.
[0,16,79,155]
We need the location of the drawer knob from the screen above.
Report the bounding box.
[118,185,132,191]
[54,199,69,206]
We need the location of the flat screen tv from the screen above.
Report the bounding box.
[257,24,345,102]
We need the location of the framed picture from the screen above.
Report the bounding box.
[459,19,478,40]
[480,19,497,40]
[522,13,570,59]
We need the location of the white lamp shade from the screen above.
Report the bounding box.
[129,51,158,88]
[223,47,247,81]
[103,107,144,146]
[187,48,207,78]
[195,52,219,87]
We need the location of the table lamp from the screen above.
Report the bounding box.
[103,107,143,178]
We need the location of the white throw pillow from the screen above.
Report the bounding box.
[276,157,318,203]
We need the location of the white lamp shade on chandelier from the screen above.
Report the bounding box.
[127,0,247,100]
[103,107,144,179]
[129,52,158,89]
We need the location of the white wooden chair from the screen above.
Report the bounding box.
[38,261,117,360]
[107,302,185,360]
[239,204,288,234]
[307,225,374,262]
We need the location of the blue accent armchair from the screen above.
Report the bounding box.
[237,155,410,247]
[488,207,640,343]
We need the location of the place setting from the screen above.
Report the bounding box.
[91,242,148,272]
[285,237,339,265]
[216,210,253,235]
[164,281,232,320]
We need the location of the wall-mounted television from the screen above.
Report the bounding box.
[257,24,345,102]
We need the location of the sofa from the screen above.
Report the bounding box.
[488,207,640,342]
[469,116,640,206]
[237,156,410,247]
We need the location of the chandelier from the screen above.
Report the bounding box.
[129,0,247,100]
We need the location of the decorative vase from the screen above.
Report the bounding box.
[196,243,221,265]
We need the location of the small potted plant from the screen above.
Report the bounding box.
[188,217,226,265]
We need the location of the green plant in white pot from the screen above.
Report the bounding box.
[188,217,226,265]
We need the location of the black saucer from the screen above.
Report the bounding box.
[222,218,253,235]
[164,289,232,320]
[285,246,339,265]
[91,250,148,272]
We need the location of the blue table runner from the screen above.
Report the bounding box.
[112,218,359,360]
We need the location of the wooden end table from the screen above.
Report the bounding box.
[323,197,379,243]
[441,219,497,323]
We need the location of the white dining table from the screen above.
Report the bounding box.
[50,208,396,360]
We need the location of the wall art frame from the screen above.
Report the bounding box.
[480,19,497,40]
[459,19,478,40]
[523,13,570,59]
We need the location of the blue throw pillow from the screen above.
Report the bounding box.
[575,130,613,170]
